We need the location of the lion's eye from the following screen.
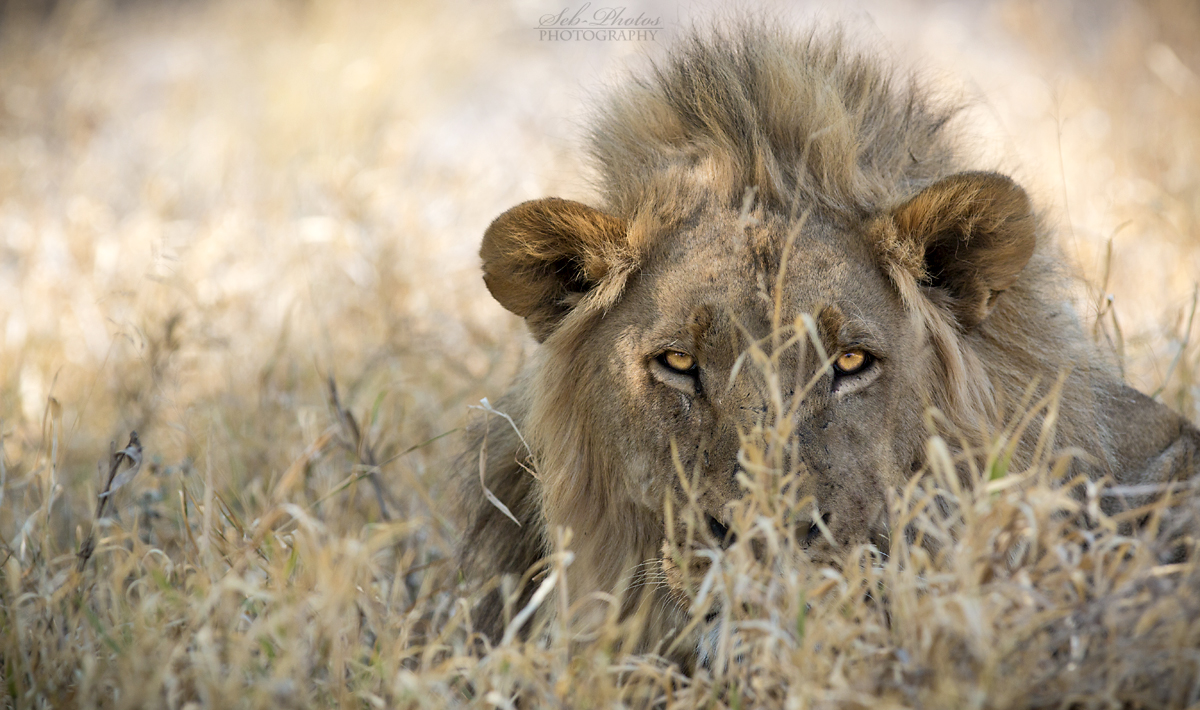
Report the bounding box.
[661,350,696,373]
[833,349,870,375]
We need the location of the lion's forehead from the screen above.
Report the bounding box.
[636,213,896,332]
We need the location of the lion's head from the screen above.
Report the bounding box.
[481,168,1032,584]
[456,23,1199,656]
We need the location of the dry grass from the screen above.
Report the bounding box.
[0,0,1197,708]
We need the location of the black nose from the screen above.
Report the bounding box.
[802,512,831,546]
[707,515,736,547]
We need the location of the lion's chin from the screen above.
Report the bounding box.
[695,622,728,669]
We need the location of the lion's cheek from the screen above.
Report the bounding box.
[622,448,673,509]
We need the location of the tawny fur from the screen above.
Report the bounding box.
[454,22,1200,661]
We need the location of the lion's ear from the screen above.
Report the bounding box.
[890,171,1036,329]
[481,197,629,341]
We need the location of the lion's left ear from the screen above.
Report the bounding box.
[887,171,1036,329]
[481,197,630,342]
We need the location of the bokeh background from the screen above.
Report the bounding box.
[0,0,1197,706]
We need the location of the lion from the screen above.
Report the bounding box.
[454,22,1199,660]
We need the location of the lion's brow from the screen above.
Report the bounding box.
[813,305,886,355]
[834,312,888,353]
[815,304,845,345]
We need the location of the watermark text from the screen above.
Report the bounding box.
[536,4,662,41]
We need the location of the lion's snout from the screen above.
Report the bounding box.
[705,514,735,548]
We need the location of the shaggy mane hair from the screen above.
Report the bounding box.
[590,23,959,220]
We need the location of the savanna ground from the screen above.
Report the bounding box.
[1,0,1198,707]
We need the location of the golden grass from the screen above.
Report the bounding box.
[0,0,1197,707]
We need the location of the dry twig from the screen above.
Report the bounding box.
[76,432,143,572]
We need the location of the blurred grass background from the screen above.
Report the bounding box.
[0,0,1196,707]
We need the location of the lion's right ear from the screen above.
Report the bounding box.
[480,198,630,342]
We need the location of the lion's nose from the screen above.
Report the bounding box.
[800,512,832,546]
[706,514,736,548]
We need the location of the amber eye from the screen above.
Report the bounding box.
[662,350,696,373]
[834,349,870,375]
